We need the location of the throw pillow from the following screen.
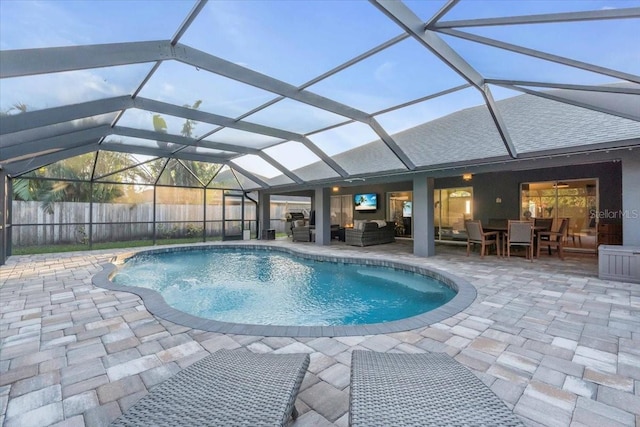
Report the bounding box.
[374,219,387,228]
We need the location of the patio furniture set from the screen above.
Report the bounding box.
[465,218,568,260]
[291,220,345,243]
[291,219,396,246]
[111,349,524,426]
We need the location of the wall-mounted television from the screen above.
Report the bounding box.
[354,193,377,211]
[402,201,412,217]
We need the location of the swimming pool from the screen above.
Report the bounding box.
[94,244,476,337]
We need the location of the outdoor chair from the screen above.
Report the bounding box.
[534,217,554,250]
[465,220,499,257]
[569,217,583,247]
[534,217,553,232]
[505,220,534,261]
[349,350,524,427]
[110,350,310,427]
[537,217,569,260]
[291,219,312,242]
[286,212,305,237]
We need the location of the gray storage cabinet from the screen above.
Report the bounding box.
[598,245,640,283]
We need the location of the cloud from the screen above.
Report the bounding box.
[264,142,321,170]
[308,122,379,156]
[373,61,396,83]
[161,82,175,94]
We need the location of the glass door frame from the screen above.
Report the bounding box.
[330,194,353,228]
[222,191,245,241]
[387,191,413,238]
[519,178,599,252]
[434,187,473,242]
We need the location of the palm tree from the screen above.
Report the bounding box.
[12,179,33,201]
[1,102,29,116]
[150,100,214,187]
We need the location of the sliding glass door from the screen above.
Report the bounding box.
[330,195,353,227]
[434,187,473,242]
[387,192,412,237]
[520,179,598,251]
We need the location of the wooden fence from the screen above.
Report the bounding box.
[11,200,310,246]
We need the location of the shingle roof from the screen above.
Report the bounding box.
[289,90,640,181]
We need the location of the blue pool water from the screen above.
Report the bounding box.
[113,248,456,326]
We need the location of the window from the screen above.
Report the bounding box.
[520,179,598,251]
[330,195,353,227]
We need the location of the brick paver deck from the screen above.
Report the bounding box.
[1,240,638,427]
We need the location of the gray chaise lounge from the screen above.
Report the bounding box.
[349,350,524,427]
[111,350,310,427]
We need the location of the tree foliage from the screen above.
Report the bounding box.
[149,100,223,187]
[14,152,150,213]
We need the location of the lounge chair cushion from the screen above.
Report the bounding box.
[111,350,310,427]
[349,350,524,427]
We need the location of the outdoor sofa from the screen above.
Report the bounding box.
[345,220,395,246]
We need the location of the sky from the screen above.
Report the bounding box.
[1,0,638,179]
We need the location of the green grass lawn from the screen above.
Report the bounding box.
[11,233,289,255]
[13,237,217,255]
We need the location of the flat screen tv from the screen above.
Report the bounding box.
[354,193,377,211]
[402,201,412,217]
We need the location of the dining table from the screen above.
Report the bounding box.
[483,224,548,258]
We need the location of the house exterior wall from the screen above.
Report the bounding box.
[326,161,623,236]
[434,161,622,226]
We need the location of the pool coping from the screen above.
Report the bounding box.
[92,243,477,337]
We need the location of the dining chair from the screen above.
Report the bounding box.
[569,218,583,247]
[534,218,554,253]
[505,220,534,261]
[537,218,569,260]
[465,220,499,257]
[533,218,553,232]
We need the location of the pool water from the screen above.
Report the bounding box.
[113,248,456,326]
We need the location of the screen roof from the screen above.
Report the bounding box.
[1,0,639,191]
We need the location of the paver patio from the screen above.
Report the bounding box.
[1,240,638,427]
